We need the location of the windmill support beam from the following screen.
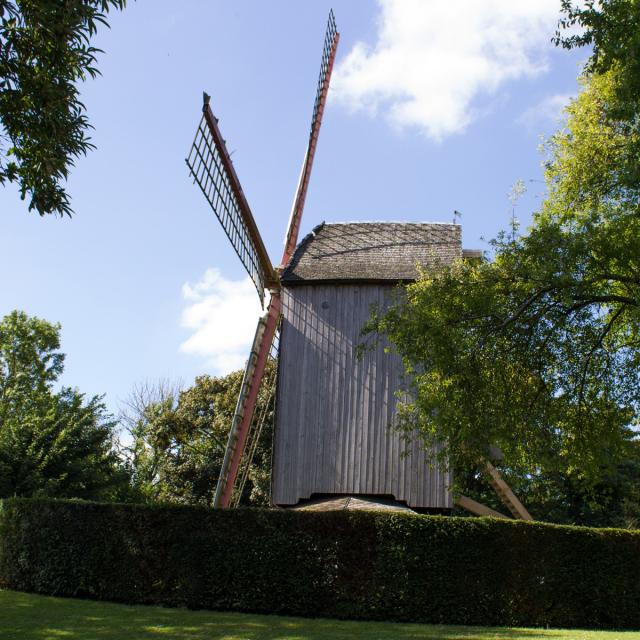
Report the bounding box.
[484,461,533,521]
[213,294,282,508]
[456,494,510,519]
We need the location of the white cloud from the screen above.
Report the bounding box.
[518,93,573,131]
[179,268,263,374]
[332,0,562,141]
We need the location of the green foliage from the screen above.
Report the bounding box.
[557,3,640,99]
[124,364,274,507]
[0,309,63,418]
[1,498,640,629]
[0,0,127,216]
[556,0,640,198]
[0,310,129,500]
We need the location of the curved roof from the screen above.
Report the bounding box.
[281,221,462,284]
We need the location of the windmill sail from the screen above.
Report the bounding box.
[280,9,340,267]
[186,95,277,306]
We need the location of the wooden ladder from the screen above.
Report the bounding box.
[213,315,268,508]
[213,294,281,508]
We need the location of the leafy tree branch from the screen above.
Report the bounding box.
[0,0,127,215]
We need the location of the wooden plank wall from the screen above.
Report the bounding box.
[272,284,453,509]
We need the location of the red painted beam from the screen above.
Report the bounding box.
[201,98,278,290]
[217,294,282,508]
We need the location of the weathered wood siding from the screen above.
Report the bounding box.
[272,284,453,509]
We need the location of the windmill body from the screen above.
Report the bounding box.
[273,222,457,509]
[186,11,532,520]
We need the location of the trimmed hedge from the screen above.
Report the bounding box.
[0,498,639,628]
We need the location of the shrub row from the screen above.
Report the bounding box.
[0,498,639,628]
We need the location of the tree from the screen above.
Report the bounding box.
[0,310,128,499]
[123,364,275,507]
[557,1,640,98]
[367,3,640,501]
[119,378,183,503]
[0,0,127,216]
[556,0,640,194]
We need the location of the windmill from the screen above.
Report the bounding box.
[186,11,532,519]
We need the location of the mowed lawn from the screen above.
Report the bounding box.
[0,590,638,640]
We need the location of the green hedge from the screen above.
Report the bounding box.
[0,498,639,628]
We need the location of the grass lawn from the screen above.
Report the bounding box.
[0,590,638,640]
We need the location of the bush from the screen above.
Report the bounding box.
[0,498,639,628]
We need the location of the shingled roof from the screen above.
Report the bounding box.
[281,222,462,284]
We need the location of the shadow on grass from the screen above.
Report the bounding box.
[0,590,634,640]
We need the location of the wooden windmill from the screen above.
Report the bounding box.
[186,11,532,519]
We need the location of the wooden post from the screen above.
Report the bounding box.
[456,495,511,519]
[484,461,533,521]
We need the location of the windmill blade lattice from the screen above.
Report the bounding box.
[281,10,340,266]
[187,97,276,306]
[311,10,338,139]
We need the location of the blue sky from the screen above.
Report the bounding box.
[0,1,586,416]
